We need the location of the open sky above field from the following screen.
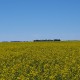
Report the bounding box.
[0,0,80,41]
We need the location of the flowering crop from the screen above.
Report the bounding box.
[0,41,80,80]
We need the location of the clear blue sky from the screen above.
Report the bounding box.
[0,0,80,41]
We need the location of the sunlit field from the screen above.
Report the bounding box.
[0,41,80,80]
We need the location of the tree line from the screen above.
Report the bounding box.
[34,39,61,42]
[1,39,61,42]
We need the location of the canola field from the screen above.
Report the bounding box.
[0,41,80,80]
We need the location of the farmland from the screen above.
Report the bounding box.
[0,41,80,80]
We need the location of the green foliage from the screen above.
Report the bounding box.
[0,42,80,80]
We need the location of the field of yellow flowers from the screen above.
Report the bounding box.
[0,41,80,80]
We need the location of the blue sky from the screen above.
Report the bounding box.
[0,0,80,41]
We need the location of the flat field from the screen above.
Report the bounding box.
[0,41,80,80]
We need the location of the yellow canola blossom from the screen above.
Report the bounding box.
[0,41,80,80]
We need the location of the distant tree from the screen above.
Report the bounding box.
[11,41,21,42]
[34,39,54,42]
[54,39,61,41]
[34,39,61,42]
